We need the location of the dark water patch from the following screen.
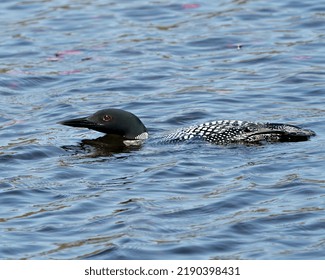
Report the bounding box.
[306,89,325,97]
[280,73,322,84]
[120,3,181,23]
[238,54,276,65]
[0,144,62,161]
[104,84,158,93]
[164,110,211,125]
[113,49,144,56]
[1,76,60,91]
[187,37,233,50]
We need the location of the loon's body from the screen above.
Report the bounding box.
[60,108,315,146]
[162,120,315,144]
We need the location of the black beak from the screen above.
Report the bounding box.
[59,117,98,129]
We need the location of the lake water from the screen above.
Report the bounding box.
[0,0,324,259]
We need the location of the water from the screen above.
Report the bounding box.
[0,0,324,259]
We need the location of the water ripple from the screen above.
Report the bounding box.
[0,0,324,260]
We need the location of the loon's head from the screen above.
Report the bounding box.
[60,108,148,141]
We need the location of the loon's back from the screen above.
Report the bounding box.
[163,120,316,144]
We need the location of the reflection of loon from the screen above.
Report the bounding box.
[60,108,316,146]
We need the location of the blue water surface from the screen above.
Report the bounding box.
[0,0,324,259]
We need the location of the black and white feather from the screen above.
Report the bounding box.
[163,120,316,144]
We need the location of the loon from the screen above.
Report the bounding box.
[60,108,316,146]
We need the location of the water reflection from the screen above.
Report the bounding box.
[61,135,143,157]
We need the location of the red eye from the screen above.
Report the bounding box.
[103,115,112,122]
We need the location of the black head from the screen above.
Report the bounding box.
[60,108,148,140]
